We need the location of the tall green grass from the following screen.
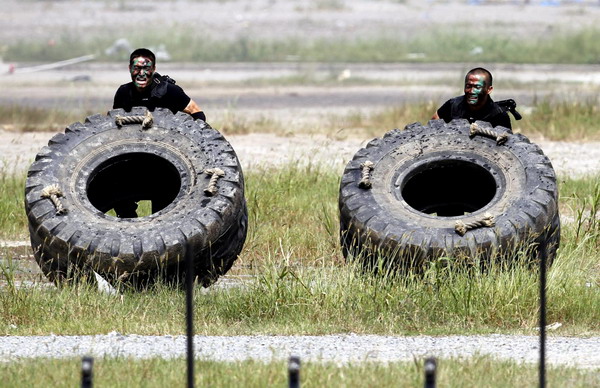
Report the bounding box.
[0,105,92,133]
[4,100,600,141]
[0,357,598,388]
[524,100,600,141]
[0,173,27,240]
[6,27,600,64]
[1,168,598,336]
[241,164,341,268]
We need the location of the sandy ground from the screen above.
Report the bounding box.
[1,128,599,178]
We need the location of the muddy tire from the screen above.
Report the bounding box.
[25,107,247,288]
[339,119,560,271]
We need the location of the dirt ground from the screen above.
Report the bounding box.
[1,128,599,178]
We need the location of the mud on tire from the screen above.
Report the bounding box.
[339,119,560,271]
[25,107,248,288]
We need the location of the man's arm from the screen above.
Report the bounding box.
[183,99,206,121]
[183,99,201,115]
[113,84,130,110]
[432,99,453,121]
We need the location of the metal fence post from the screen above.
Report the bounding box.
[81,356,93,388]
[289,355,301,388]
[539,246,548,388]
[186,246,195,388]
[424,357,436,388]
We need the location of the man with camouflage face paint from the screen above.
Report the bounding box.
[432,67,512,130]
[111,48,206,218]
[113,48,206,121]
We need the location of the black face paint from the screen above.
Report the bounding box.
[130,57,155,90]
[464,74,487,107]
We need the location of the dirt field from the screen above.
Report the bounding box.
[1,128,599,179]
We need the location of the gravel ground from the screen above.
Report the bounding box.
[0,333,598,368]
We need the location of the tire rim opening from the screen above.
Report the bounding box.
[400,160,496,217]
[87,153,182,218]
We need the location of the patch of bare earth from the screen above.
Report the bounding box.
[1,129,599,178]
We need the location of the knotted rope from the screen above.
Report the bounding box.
[358,161,375,189]
[203,168,225,196]
[115,110,154,129]
[455,212,495,236]
[41,184,68,215]
[469,123,509,145]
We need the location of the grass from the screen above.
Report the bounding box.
[4,99,600,141]
[0,105,94,133]
[1,167,599,336]
[524,100,600,141]
[0,356,598,388]
[0,173,27,240]
[214,99,600,141]
[1,166,598,385]
[7,26,600,64]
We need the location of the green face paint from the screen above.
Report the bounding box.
[130,57,155,90]
[464,74,487,106]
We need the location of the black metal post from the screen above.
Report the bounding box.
[81,356,93,388]
[186,246,195,388]
[424,357,436,388]
[539,249,547,388]
[288,355,301,388]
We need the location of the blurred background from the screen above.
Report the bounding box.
[1,0,600,141]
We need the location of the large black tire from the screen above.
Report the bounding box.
[339,119,560,271]
[25,107,247,288]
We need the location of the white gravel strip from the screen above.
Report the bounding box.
[1,334,598,369]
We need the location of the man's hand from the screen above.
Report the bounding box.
[191,111,206,121]
[184,99,206,121]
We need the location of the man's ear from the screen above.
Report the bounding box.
[486,85,494,95]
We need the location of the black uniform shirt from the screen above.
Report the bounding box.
[113,75,191,114]
[436,95,512,130]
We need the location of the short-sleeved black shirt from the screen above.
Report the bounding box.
[436,95,512,130]
[113,76,191,114]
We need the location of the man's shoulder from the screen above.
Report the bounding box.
[115,82,133,94]
[164,81,185,93]
[484,98,505,115]
[447,95,464,105]
[162,82,188,99]
[439,95,464,108]
[437,95,464,117]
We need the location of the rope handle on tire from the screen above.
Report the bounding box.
[455,212,495,236]
[115,110,154,129]
[358,161,375,189]
[469,123,509,145]
[41,184,68,215]
[203,168,225,196]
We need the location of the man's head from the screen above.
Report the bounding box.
[129,48,156,91]
[463,67,493,110]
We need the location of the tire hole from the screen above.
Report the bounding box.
[400,160,496,217]
[86,153,181,218]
